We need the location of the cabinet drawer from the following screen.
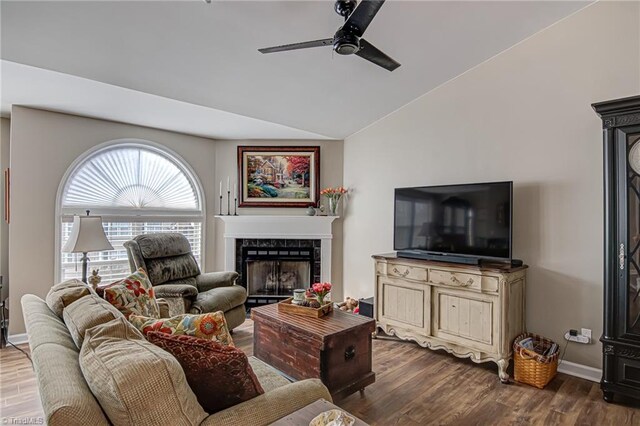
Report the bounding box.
[429,269,498,292]
[385,263,427,281]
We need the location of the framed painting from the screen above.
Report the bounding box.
[238,146,320,208]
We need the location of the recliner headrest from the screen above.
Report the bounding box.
[134,233,192,259]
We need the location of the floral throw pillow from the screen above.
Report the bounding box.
[103,268,160,319]
[129,311,234,347]
[147,332,263,414]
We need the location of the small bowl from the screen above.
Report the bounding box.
[309,409,355,426]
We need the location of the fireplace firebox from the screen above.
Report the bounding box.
[236,239,321,308]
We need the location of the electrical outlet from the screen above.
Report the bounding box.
[565,330,590,344]
[581,328,592,340]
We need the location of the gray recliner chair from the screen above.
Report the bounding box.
[123,233,247,330]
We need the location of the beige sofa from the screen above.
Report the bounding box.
[22,293,331,425]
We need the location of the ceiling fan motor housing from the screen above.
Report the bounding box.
[334,0,358,18]
[333,27,360,55]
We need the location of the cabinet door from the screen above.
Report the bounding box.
[617,126,640,340]
[377,276,430,337]
[432,287,497,352]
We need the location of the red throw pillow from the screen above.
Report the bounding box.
[147,332,264,413]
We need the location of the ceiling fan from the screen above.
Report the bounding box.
[258,0,400,72]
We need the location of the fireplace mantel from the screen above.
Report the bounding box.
[216,215,338,283]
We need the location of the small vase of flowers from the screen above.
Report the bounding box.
[320,187,348,216]
[306,282,332,305]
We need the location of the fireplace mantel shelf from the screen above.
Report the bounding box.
[215,215,338,221]
[216,215,338,283]
[215,215,338,239]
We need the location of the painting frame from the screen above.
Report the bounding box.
[238,146,320,208]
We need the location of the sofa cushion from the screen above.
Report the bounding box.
[103,268,160,318]
[80,317,207,426]
[135,232,193,259]
[46,279,91,318]
[63,293,124,348]
[22,294,79,352]
[191,285,247,314]
[147,332,264,414]
[129,311,234,346]
[145,253,200,285]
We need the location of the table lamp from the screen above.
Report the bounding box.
[62,211,113,283]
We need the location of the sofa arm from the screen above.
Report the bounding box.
[153,284,198,299]
[200,379,331,426]
[196,271,239,292]
[154,285,198,317]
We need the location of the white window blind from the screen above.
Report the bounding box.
[63,146,199,211]
[59,144,204,282]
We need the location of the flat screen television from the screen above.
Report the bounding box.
[394,181,512,264]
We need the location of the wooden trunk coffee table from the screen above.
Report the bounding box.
[251,303,376,400]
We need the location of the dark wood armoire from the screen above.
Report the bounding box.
[593,95,640,403]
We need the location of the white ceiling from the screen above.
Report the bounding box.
[0,60,331,140]
[1,0,590,140]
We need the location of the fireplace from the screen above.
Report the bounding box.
[218,215,337,307]
[236,239,321,307]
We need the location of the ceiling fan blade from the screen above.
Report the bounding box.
[343,0,386,37]
[258,38,333,54]
[355,39,400,71]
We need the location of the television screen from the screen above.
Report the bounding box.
[394,181,512,260]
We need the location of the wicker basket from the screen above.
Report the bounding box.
[513,333,559,389]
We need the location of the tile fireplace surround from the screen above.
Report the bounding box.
[216,216,338,285]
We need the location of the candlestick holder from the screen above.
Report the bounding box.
[234,198,238,215]
[219,195,222,215]
[226,191,231,215]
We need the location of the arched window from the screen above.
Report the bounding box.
[57,141,205,282]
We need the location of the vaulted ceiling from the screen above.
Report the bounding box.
[1,1,590,139]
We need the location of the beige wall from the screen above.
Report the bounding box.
[213,139,344,301]
[342,1,640,368]
[7,107,343,335]
[7,107,217,334]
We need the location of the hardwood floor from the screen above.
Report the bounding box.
[0,342,41,421]
[2,321,639,425]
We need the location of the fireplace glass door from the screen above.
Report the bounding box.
[242,246,314,300]
[246,260,311,296]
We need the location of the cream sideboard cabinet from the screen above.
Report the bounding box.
[373,253,527,382]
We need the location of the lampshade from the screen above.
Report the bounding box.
[62,215,114,253]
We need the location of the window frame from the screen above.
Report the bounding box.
[54,139,207,282]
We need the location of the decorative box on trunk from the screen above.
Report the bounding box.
[278,297,333,318]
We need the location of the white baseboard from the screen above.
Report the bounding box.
[7,333,29,346]
[558,360,602,383]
